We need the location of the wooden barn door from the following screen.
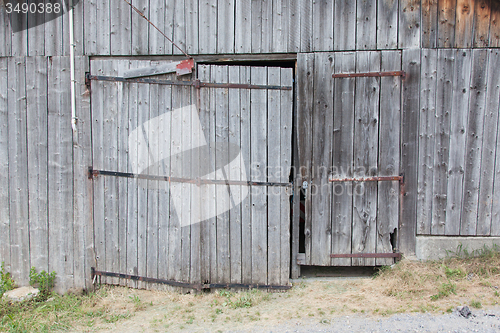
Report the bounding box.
[89,60,293,287]
[297,51,403,267]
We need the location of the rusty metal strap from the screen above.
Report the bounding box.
[89,168,292,188]
[329,175,404,184]
[330,253,401,259]
[86,74,292,90]
[332,71,405,79]
[91,268,292,291]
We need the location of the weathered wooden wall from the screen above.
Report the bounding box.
[0,56,93,292]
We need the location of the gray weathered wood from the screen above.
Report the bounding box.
[399,0,421,48]
[0,58,10,270]
[437,0,457,48]
[84,0,97,55]
[26,57,48,272]
[190,87,201,286]
[261,0,273,53]
[431,49,454,235]
[96,0,110,55]
[11,10,27,56]
[445,49,472,236]
[0,4,12,56]
[173,0,186,55]
[235,0,252,54]
[352,51,380,266]
[454,0,475,47]
[208,65,218,283]
[331,52,355,266]
[111,0,132,54]
[473,0,491,47]
[422,0,438,48]
[185,0,198,54]
[334,0,356,51]
[199,0,217,54]
[272,0,289,53]
[288,0,300,52]
[148,0,166,54]
[123,61,183,79]
[28,8,45,56]
[377,0,399,49]
[131,0,149,54]
[251,0,263,53]
[417,49,437,236]
[461,49,488,236]
[299,0,312,52]
[356,0,377,50]
[44,0,64,55]
[218,0,235,54]
[312,0,333,51]
[376,50,401,265]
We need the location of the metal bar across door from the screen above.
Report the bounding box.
[331,71,405,78]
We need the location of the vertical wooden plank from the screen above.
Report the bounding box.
[288,0,300,52]
[400,49,420,256]
[272,0,289,53]
[228,66,242,284]
[8,57,30,285]
[48,56,74,291]
[473,0,491,47]
[235,0,252,54]
[399,0,421,48]
[28,6,46,56]
[218,0,235,54]
[132,0,149,54]
[356,0,377,50]
[148,0,166,54]
[26,57,48,272]
[199,0,217,54]
[0,58,10,269]
[445,50,472,236]
[477,50,500,236]
[96,0,110,55]
[173,0,186,55]
[251,0,262,53]
[261,0,273,53]
[84,0,97,55]
[431,49,454,236]
[312,0,333,51]
[73,0,85,56]
[334,0,356,51]
[299,0,312,52]
[416,49,437,236]
[489,1,500,47]
[185,0,199,55]
[422,0,439,48]
[208,66,218,283]
[44,0,64,55]
[376,51,401,265]
[461,49,488,236]
[0,4,12,56]
[297,54,314,266]
[352,51,380,267]
[111,0,132,54]
[310,53,333,266]
[250,67,268,284]
[239,66,252,284]
[377,0,399,49]
[455,0,475,48]
[267,67,281,284]
[331,52,355,266]
[11,10,28,56]
[438,0,457,48]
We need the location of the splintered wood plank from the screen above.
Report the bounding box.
[312,0,333,51]
[147,0,166,54]
[473,0,491,47]
[400,49,420,255]
[477,50,500,236]
[272,0,289,53]
[44,0,64,55]
[96,0,110,55]
[376,51,401,266]
[228,66,242,284]
[399,0,421,48]
[214,65,230,283]
[438,0,457,48]
[0,58,10,268]
[288,0,300,52]
[235,0,252,54]
[454,0,475,47]
[445,49,472,236]
[377,0,399,49]
[280,67,293,284]
[431,49,454,236]
[490,1,500,47]
[310,53,333,266]
[299,0,312,52]
[352,51,380,267]
[297,54,314,265]
[334,0,355,51]
[111,0,132,54]
[199,0,217,54]
[250,67,268,284]
[331,52,355,267]
[417,49,437,236]
[267,67,281,284]
[461,49,488,236]
[26,57,48,272]
[239,67,252,284]
[48,57,74,291]
[356,0,377,50]
[7,58,30,285]
[0,4,12,56]
[185,0,199,54]
[173,0,187,55]
[217,0,235,53]
[132,0,149,54]
[422,0,438,48]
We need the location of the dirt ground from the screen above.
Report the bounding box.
[67,258,500,333]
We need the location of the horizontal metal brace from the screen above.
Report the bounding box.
[91,268,291,291]
[329,175,404,185]
[330,253,401,259]
[89,167,292,188]
[86,74,292,90]
[332,71,405,79]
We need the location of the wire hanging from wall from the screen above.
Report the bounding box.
[122,0,191,58]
